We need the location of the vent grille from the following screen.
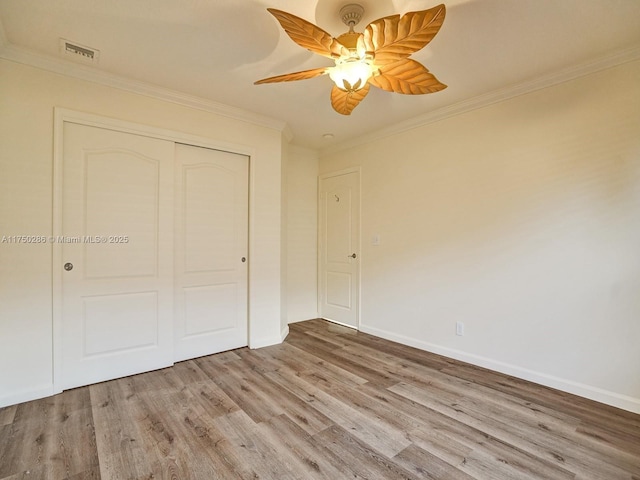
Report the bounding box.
[59,39,100,64]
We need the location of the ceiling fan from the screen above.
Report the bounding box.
[255,3,447,115]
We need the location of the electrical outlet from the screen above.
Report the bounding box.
[456,321,464,336]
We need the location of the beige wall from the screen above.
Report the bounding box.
[320,60,640,413]
[286,146,319,323]
[0,59,284,406]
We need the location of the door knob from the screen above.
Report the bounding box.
[348,253,357,259]
[64,262,74,271]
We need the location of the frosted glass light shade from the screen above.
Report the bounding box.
[329,60,374,92]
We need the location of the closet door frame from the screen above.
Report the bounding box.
[52,108,254,395]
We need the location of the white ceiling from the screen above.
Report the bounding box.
[1,0,640,151]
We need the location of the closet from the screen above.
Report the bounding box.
[59,121,248,390]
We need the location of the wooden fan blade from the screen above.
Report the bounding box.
[368,59,446,95]
[363,4,446,64]
[331,84,370,115]
[254,67,329,85]
[267,8,349,59]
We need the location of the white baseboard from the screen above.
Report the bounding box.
[359,324,640,415]
[281,324,290,342]
[250,325,290,349]
[0,384,54,409]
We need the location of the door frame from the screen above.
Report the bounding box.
[317,167,362,329]
[52,108,254,394]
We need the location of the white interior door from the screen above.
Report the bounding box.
[61,123,175,390]
[174,144,249,362]
[319,170,360,328]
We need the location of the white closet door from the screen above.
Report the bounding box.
[61,123,175,390]
[174,144,248,362]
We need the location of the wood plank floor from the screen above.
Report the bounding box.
[1,319,639,479]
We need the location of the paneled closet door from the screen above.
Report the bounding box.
[61,123,175,390]
[173,144,249,362]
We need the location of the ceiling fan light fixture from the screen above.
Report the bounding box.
[255,4,447,114]
[329,58,375,92]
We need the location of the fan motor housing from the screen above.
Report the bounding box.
[337,32,361,49]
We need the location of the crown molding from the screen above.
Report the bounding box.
[0,43,291,136]
[320,44,640,158]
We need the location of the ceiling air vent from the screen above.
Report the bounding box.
[59,38,100,65]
